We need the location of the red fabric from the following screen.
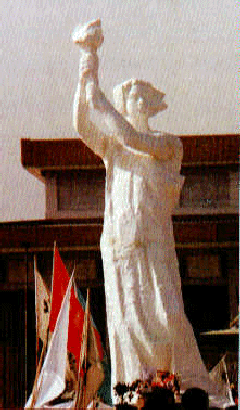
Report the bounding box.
[68,287,85,369]
[49,246,70,332]
[49,246,104,370]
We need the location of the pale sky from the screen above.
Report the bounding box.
[1,0,238,221]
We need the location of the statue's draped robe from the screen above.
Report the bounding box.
[100,137,221,397]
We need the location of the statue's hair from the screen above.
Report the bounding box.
[113,79,168,117]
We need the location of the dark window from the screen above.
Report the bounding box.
[180,171,230,208]
[0,256,8,283]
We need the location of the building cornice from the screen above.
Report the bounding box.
[1,214,238,253]
[21,134,239,181]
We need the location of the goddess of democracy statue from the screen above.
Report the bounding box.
[72,19,229,407]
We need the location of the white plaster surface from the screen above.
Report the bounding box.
[72,20,232,407]
[1,0,238,221]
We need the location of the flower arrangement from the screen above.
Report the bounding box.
[114,370,181,406]
[152,369,180,391]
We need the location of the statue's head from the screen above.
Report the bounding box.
[113,79,168,118]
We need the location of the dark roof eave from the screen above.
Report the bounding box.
[21,134,239,180]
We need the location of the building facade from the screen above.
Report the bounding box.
[0,134,238,408]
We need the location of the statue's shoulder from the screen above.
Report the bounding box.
[151,130,182,144]
[151,130,177,138]
[151,130,183,162]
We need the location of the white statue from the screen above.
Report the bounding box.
[72,19,230,407]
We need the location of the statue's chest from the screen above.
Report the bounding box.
[111,146,160,179]
[107,153,158,208]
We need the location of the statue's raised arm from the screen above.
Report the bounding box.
[72,19,108,158]
[72,19,181,162]
[72,18,141,158]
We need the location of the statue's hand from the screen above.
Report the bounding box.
[72,18,104,50]
[79,51,99,80]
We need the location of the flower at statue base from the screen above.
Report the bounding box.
[152,371,175,389]
[113,371,181,406]
[114,382,129,404]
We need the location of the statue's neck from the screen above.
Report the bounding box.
[125,115,149,133]
[80,45,97,54]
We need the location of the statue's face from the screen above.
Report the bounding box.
[125,84,149,119]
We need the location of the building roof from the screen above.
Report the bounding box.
[21,134,239,181]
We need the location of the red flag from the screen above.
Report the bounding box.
[49,246,69,332]
[49,246,104,371]
[68,285,85,369]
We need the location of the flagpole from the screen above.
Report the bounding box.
[50,241,57,314]
[24,243,29,404]
[221,354,235,405]
[34,255,39,368]
[75,288,91,409]
[21,241,31,404]
[29,256,51,409]
[84,288,91,409]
